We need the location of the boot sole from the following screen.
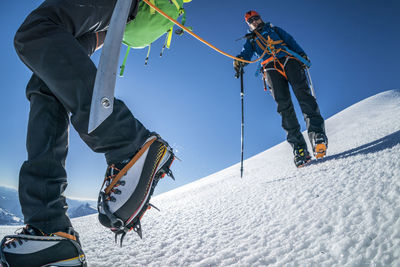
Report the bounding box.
[296,157,312,168]
[314,143,327,159]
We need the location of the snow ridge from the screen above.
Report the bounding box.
[0,186,97,224]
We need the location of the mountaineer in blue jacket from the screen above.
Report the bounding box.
[234,11,328,167]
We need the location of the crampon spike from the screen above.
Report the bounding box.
[119,232,127,247]
[113,219,143,247]
[159,154,176,180]
[149,203,160,212]
[166,168,175,180]
[133,220,142,239]
[114,228,128,247]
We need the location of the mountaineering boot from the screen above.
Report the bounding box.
[293,146,311,168]
[310,132,328,159]
[97,134,175,246]
[0,225,86,267]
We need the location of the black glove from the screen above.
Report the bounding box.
[233,57,244,73]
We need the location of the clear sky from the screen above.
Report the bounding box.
[0,0,399,199]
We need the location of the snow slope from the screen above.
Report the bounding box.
[1,90,399,266]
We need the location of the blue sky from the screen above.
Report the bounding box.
[0,0,399,199]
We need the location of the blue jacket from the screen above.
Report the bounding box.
[237,22,306,64]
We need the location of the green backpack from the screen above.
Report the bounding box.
[120,0,191,75]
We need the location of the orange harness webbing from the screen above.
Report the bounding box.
[254,30,294,80]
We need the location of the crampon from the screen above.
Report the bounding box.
[97,134,176,246]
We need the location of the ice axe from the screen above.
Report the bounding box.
[235,65,245,178]
[88,0,133,133]
[305,67,316,98]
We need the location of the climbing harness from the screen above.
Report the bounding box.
[253,31,294,80]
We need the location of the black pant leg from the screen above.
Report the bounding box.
[266,65,307,149]
[19,31,102,233]
[285,59,325,137]
[19,31,103,233]
[19,75,72,233]
[14,0,148,165]
[16,0,145,233]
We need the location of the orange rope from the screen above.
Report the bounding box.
[142,0,266,64]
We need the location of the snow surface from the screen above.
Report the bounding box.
[1,90,399,266]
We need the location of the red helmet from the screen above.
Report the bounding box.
[245,10,260,22]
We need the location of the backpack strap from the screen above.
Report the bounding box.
[163,2,187,53]
[166,27,173,48]
[170,0,180,10]
[119,46,131,77]
[160,28,173,57]
[145,44,151,65]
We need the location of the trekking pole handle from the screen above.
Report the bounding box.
[235,65,244,79]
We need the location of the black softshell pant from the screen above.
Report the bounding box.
[14,0,149,233]
[265,57,325,150]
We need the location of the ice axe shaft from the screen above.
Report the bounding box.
[282,47,316,98]
[305,67,316,98]
[88,0,133,133]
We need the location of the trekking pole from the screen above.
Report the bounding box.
[235,65,245,178]
[305,67,316,98]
